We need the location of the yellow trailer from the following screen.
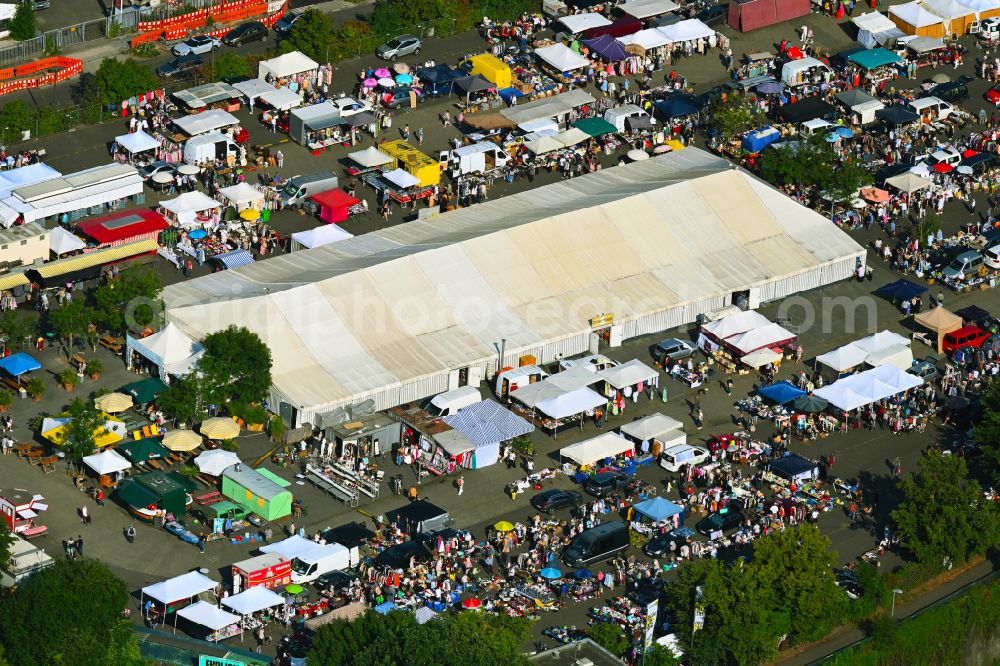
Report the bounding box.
[380,140,440,187]
[461,53,513,90]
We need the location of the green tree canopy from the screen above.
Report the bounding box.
[975,379,1000,482]
[48,298,94,355]
[368,0,454,37]
[8,3,36,41]
[91,269,162,334]
[158,372,206,425]
[91,58,158,107]
[307,610,531,666]
[891,450,999,567]
[707,92,765,143]
[280,9,332,64]
[212,52,253,81]
[757,134,871,212]
[57,397,109,463]
[0,558,142,665]
[198,325,272,407]
[0,522,14,570]
[588,622,629,656]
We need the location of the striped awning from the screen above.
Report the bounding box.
[214,249,254,270]
[443,399,534,448]
[30,238,157,280]
[0,272,28,291]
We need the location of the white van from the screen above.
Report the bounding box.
[426,386,481,417]
[659,444,709,472]
[799,118,835,136]
[984,244,1000,269]
[183,131,239,165]
[604,104,654,133]
[290,542,360,584]
[908,96,955,121]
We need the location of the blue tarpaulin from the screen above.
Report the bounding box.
[415,64,465,96]
[875,278,927,302]
[847,48,902,70]
[758,381,807,405]
[0,352,41,377]
[742,126,781,153]
[652,96,699,120]
[633,497,684,522]
[374,601,397,615]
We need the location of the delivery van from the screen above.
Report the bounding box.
[438,141,509,177]
[659,444,709,472]
[563,521,629,567]
[425,386,481,417]
[290,542,360,584]
[459,53,512,89]
[183,131,239,165]
[280,171,339,206]
[908,96,955,121]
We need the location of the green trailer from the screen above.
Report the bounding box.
[221,466,292,522]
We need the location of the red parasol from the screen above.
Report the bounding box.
[932,162,953,173]
[462,598,482,609]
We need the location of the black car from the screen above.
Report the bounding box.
[583,471,630,498]
[696,3,728,27]
[273,11,303,35]
[224,21,268,47]
[695,509,744,536]
[156,54,203,78]
[531,489,583,513]
[927,245,966,272]
[376,539,433,569]
[315,569,359,593]
[920,77,972,103]
[830,46,866,71]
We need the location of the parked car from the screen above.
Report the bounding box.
[156,54,203,78]
[381,86,424,110]
[172,35,220,56]
[330,96,373,117]
[927,245,965,272]
[531,489,583,513]
[920,76,971,103]
[138,161,176,180]
[558,354,618,373]
[315,569,359,594]
[907,359,939,381]
[651,338,695,365]
[29,0,50,9]
[377,34,421,61]
[696,3,728,27]
[984,243,1000,269]
[644,528,694,557]
[942,325,991,354]
[986,83,1000,106]
[224,21,268,47]
[583,471,630,498]
[696,509,744,536]
[941,249,985,281]
[273,10,304,35]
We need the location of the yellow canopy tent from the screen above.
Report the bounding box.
[41,415,127,449]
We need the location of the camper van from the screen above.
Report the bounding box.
[425,386,482,417]
[183,131,239,165]
[908,96,955,121]
[439,142,509,177]
[604,104,654,133]
[290,542,359,584]
[279,172,339,206]
[1,535,54,588]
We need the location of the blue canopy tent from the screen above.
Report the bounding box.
[0,352,41,378]
[652,95,699,120]
[374,601,398,615]
[443,399,534,469]
[633,497,684,523]
[742,126,781,153]
[767,453,819,484]
[416,64,465,97]
[875,278,927,303]
[213,248,255,270]
[582,34,629,62]
[758,381,807,405]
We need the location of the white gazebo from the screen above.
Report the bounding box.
[115,130,161,159]
[258,51,319,81]
[175,601,241,641]
[560,432,635,466]
[82,449,132,476]
[126,322,204,382]
[218,183,266,212]
[221,585,285,616]
[48,226,86,256]
[159,191,222,229]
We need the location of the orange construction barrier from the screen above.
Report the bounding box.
[0,57,82,97]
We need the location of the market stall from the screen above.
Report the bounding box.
[117,438,170,466]
[311,188,360,224]
[814,364,923,411]
[75,209,168,249]
[632,496,684,524]
[173,82,241,112]
[416,64,465,97]
[159,191,222,229]
[913,306,963,352]
[557,13,611,35]
[141,571,219,615]
[258,51,319,84]
[560,432,635,466]
[259,87,303,112]
[852,10,905,48]
[618,0,679,20]
[82,449,131,479]
[618,412,685,454]
[833,89,885,125]
[175,601,241,642]
[780,57,833,88]
[766,453,819,485]
[596,359,659,395]
[815,344,869,381]
[172,109,240,138]
[442,399,535,469]
[289,101,343,147]
[618,28,672,55]
[232,78,278,104]
[231,554,292,592]
[324,411,400,462]
[888,2,946,37]
[126,322,204,382]
[218,183,266,212]
[194,449,241,477]
[114,130,161,164]
[536,387,607,436]
[535,43,591,74]
[291,224,353,251]
[658,18,716,44]
[346,146,394,176]
[697,310,772,351]
[725,322,797,357]
[757,381,806,405]
[47,226,85,257]
[380,140,440,187]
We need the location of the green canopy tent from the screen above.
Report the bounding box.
[117,471,196,519]
[120,378,168,405]
[573,116,618,137]
[847,48,902,71]
[117,437,170,463]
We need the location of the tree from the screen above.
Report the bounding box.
[212,52,252,81]
[822,154,872,216]
[48,299,94,356]
[757,134,870,215]
[891,450,999,567]
[976,379,1000,482]
[198,325,272,407]
[707,93,764,143]
[369,0,454,38]
[91,269,162,333]
[8,2,35,41]
[0,558,142,666]
[57,398,110,463]
[588,622,629,656]
[280,9,332,64]
[0,100,32,144]
[0,522,14,570]
[0,309,36,350]
[644,644,682,666]
[90,57,158,107]
[158,373,206,425]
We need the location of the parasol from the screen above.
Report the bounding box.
[861,186,890,203]
[393,62,410,74]
[285,584,304,595]
[756,81,784,95]
[395,73,413,85]
[627,149,649,161]
[162,429,203,452]
[240,209,261,221]
[931,73,950,84]
[151,172,174,184]
[574,569,594,579]
[540,567,562,579]
[957,165,973,175]
[94,392,133,413]
[374,67,391,78]
[363,77,378,88]
[188,229,207,240]
[200,417,240,440]
[835,126,854,138]
[493,520,515,532]
[791,394,829,413]
[461,598,482,609]
[377,77,395,88]
[177,163,200,175]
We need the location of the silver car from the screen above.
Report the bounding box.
[377,34,421,61]
[172,35,221,56]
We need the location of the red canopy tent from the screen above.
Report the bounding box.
[75,209,169,248]
[728,0,809,32]
[311,188,360,224]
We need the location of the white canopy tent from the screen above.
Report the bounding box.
[291,225,354,251]
[524,135,564,154]
[740,348,782,368]
[558,12,611,33]
[726,322,796,355]
[259,51,319,80]
[176,601,241,636]
[618,0,680,19]
[501,89,596,126]
[260,535,321,561]
[116,130,160,155]
[597,359,658,389]
[82,449,131,476]
[816,344,869,373]
[218,183,265,211]
[923,0,975,22]
[259,87,303,111]
[142,571,218,605]
[658,18,715,43]
[48,226,86,255]
[814,364,923,411]
[556,127,591,147]
[536,387,606,420]
[349,146,394,168]
[232,78,278,101]
[160,191,222,229]
[619,412,684,443]
[560,432,635,466]
[853,330,911,354]
[699,310,771,347]
[126,322,204,380]
[384,168,421,189]
[194,449,241,476]
[889,1,945,28]
[173,109,239,137]
[852,11,905,47]
[535,43,591,72]
[510,381,567,409]
[547,366,603,392]
[863,343,913,370]
[222,586,285,615]
[619,28,673,50]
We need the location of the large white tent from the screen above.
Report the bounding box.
[815,344,869,373]
[535,43,591,72]
[618,0,680,19]
[176,601,240,634]
[726,322,796,355]
[258,51,318,80]
[658,19,715,43]
[814,364,923,411]
[221,586,285,615]
[232,78,278,101]
[173,109,239,137]
[142,571,218,605]
[560,432,635,466]
[260,535,321,561]
[126,322,204,380]
[160,191,222,229]
[218,183,265,211]
[259,87,303,111]
[619,412,684,443]
[536,387,606,420]
[619,28,673,51]
[115,130,160,155]
[164,149,865,426]
[82,449,131,476]
[48,226,86,255]
[700,310,772,346]
[558,12,611,33]
[291,224,354,251]
[597,359,658,389]
[889,1,945,28]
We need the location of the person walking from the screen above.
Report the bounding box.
[695,408,704,430]
[75,535,84,558]
[80,505,89,524]
[198,533,206,554]
[125,525,136,544]
[456,475,464,495]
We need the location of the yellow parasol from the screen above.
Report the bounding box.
[200,417,240,440]
[94,392,133,413]
[493,520,515,532]
[161,429,203,452]
[240,209,261,221]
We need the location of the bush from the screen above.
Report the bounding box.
[588,622,629,656]
[8,2,36,41]
[328,21,379,60]
[213,52,252,81]
[128,42,159,59]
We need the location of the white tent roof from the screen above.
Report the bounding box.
[173,109,239,136]
[349,146,394,168]
[232,78,277,101]
[510,381,566,409]
[658,18,715,43]
[525,135,564,154]
[886,172,932,194]
[852,11,898,32]
[49,226,86,255]
[727,322,796,354]
[222,586,285,615]
[536,387,606,419]
[853,330,910,354]
[177,601,240,631]
[160,191,222,215]
[556,127,591,147]
[816,344,868,372]
[384,168,421,189]
[194,449,241,476]
[260,535,321,561]
[535,43,591,72]
[415,605,438,624]
[0,163,61,199]
[163,149,864,418]
[740,347,782,368]
[814,364,923,411]
[258,51,319,80]
[259,87,303,111]
[82,449,131,476]
[559,12,611,33]
[129,322,205,376]
[597,359,658,389]
[219,183,264,206]
[116,130,160,154]
[863,343,912,370]
[959,0,1000,14]
[547,366,603,392]
[0,164,142,226]
[619,0,679,18]
[292,224,354,249]
[923,0,974,19]
[560,432,634,466]
[142,571,218,604]
[890,1,944,27]
[701,310,771,341]
[501,89,596,126]
[619,28,673,50]
[619,412,683,442]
